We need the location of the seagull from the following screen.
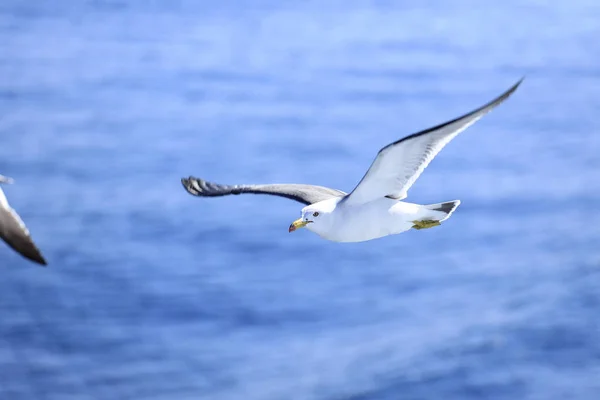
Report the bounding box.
[0,175,47,265]
[181,79,522,243]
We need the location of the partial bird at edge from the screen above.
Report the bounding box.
[0,175,47,266]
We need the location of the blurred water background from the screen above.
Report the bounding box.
[1,1,600,399]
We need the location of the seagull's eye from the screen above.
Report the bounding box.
[313,212,319,217]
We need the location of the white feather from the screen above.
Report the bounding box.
[343,79,523,206]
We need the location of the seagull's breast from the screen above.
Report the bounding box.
[319,198,412,243]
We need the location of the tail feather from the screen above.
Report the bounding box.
[424,200,461,221]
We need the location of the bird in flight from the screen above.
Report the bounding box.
[181,79,523,243]
[0,175,47,265]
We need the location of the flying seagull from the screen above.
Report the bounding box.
[0,175,47,265]
[182,79,523,243]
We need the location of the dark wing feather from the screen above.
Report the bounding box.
[0,205,47,266]
[181,176,346,206]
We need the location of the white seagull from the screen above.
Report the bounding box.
[182,79,522,243]
[0,175,47,265]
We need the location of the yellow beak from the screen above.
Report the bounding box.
[289,218,309,233]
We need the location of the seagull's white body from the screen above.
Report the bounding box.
[303,197,457,242]
[182,78,523,243]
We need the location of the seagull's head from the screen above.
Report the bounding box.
[288,198,338,234]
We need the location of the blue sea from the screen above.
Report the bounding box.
[1,1,599,399]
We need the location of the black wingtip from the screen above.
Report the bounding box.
[24,246,47,266]
[493,77,524,105]
[35,257,48,267]
[510,76,525,92]
[38,254,48,266]
[20,250,47,267]
[181,176,201,196]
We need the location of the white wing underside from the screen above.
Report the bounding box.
[343,79,523,206]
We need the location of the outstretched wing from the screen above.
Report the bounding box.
[0,192,47,266]
[343,78,523,206]
[181,176,346,206]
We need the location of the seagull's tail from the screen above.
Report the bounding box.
[423,200,461,222]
